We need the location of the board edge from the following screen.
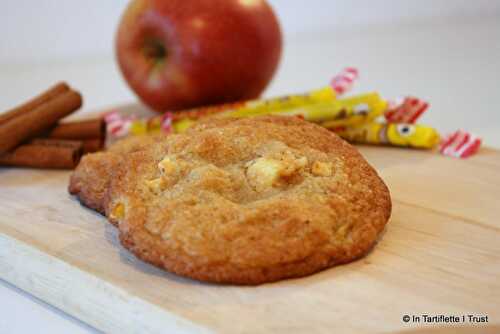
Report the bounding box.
[0,232,211,334]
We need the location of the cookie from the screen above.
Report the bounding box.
[69,134,168,214]
[105,116,391,284]
[68,120,230,215]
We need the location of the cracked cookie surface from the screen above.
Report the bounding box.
[105,116,391,284]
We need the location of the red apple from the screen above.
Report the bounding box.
[116,0,282,112]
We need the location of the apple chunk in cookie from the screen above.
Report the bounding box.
[245,150,308,191]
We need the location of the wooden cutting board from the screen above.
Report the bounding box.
[1,143,499,334]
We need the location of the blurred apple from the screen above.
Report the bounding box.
[116,0,282,112]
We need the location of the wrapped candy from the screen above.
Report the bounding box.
[128,112,174,135]
[104,87,338,137]
[104,110,135,138]
[227,86,336,117]
[171,92,387,133]
[439,130,481,158]
[172,86,336,121]
[321,93,387,129]
[105,68,362,138]
[103,68,481,158]
[105,91,388,137]
[330,67,359,95]
[170,86,338,132]
[385,97,429,123]
[333,122,440,149]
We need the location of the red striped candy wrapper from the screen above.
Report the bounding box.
[385,97,429,123]
[330,67,359,95]
[439,130,481,159]
[160,112,174,133]
[104,110,134,138]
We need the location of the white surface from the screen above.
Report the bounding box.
[0,280,96,334]
[1,5,500,334]
[2,0,499,65]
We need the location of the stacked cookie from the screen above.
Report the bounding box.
[69,116,391,284]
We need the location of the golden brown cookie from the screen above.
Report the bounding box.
[106,116,391,284]
[68,134,168,214]
[68,121,228,215]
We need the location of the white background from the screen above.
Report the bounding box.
[1,1,500,333]
[1,0,500,65]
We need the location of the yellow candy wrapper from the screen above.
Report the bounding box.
[174,86,335,119]
[172,91,386,133]
[109,90,390,138]
[168,86,337,132]
[129,115,165,135]
[333,122,441,149]
[226,86,336,118]
[320,93,387,129]
[104,68,463,154]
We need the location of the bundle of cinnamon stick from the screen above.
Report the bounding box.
[0,82,105,169]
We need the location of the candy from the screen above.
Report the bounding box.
[330,67,359,95]
[105,90,388,138]
[104,111,134,138]
[171,100,339,133]
[104,111,122,135]
[104,72,482,156]
[261,101,349,123]
[439,130,481,158]
[158,86,339,133]
[171,86,336,122]
[321,93,387,129]
[104,86,337,139]
[333,122,440,149]
[160,112,174,133]
[385,97,429,123]
[172,92,386,132]
[249,92,384,124]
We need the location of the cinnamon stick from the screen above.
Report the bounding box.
[0,139,83,169]
[47,118,104,140]
[82,138,104,153]
[0,89,82,154]
[0,82,70,126]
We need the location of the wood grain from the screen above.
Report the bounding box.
[0,144,498,333]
